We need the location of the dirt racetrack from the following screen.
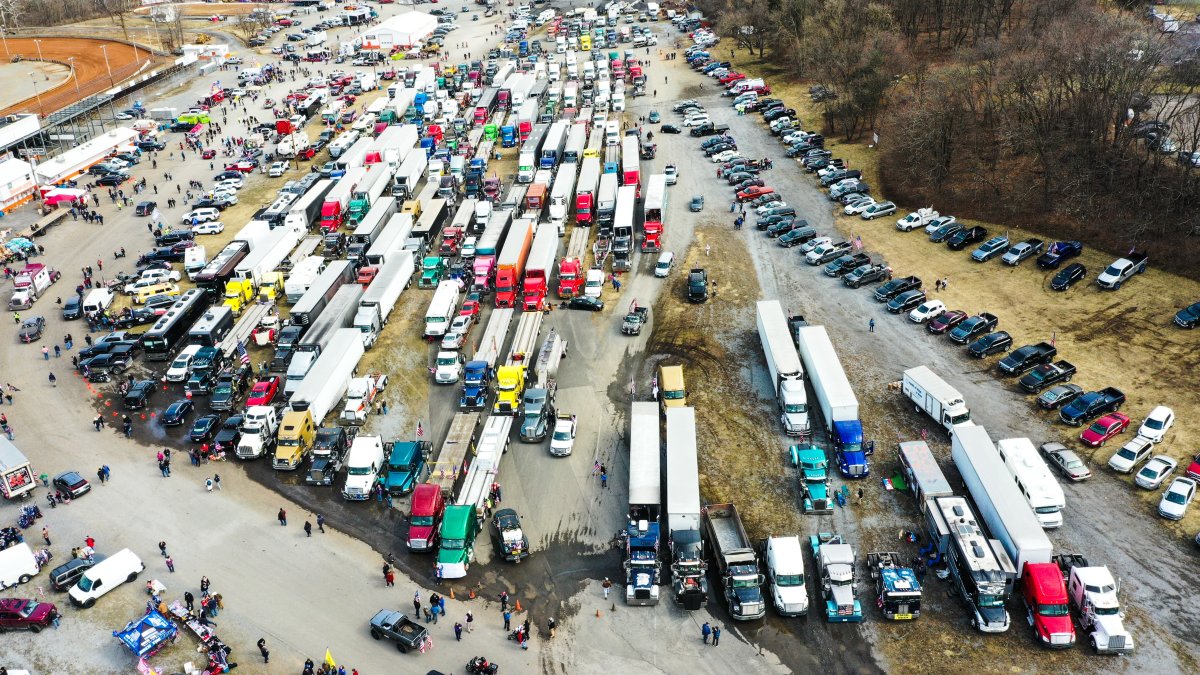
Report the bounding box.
[0,37,159,117]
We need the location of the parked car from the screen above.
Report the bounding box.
[948,312,999,344]
[1059,387,1125,426]
[1158,477,1197,520]
[52,471,91,499]
[928,220,964,243]
[1001,238,1044,265]
[18,316,45,343]
[1079,412,1131,447]
[189,414,222,443]
[1134,455,1177,489]
[908,300,947,323]
[887,289,927,314]
[1039,442,1092,482]
[1036,240,1084,269]
[567,296,604,311]
[967,330,1013,357]
[1038,383,1084,410]
[1050,263,1087,291]
[926,310,967,335]
[182,208,220,224]
[1138,406,1175,443]
[161,399,194,426]
[947,226,988,250]
[860,201,896,219]
[970,236,1010,262]
[1107,435,1154,473]
[1174,300,1200,329]
[873,276,921,302]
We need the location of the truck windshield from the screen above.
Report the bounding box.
[977,593,1005,607]
[437,356,457,366]
[731,577,759,589]
[277,437,299,447]
[775,574,804,586]
[783,402,807,414]
[348,465,373,475]
[411,515,434,526]
[77,574,96,592]
[1034,505,1061,515]
[442,538,465,550]
[663,389,685,401]
[1038,603,1070,617]
[949,411,971,425]
[389,462,413,473]
[1093,604,1120,616]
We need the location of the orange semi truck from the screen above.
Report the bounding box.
[493,217,534,308]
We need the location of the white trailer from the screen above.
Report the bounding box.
[337,137,373,170]
[547,163,577,234]
[457,415,511,511]
[755,300,809,435]
[630,401,661,511]
[373,124,418,169]
[285,179,334,231]
[284,256,325,303]
[794,325,869,477]
[423,280,460,339]
[354,252,415,347]
[666,406,701,534]
[391,151,427,200]
[951,425,1052,577]
[902,366,972,433]
[288,328,365,424]
[474,307,514,369]
[365,213,415,266]
[234,226,303,287]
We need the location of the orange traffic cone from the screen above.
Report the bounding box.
[596,609,602,618]
[514,599,522,612]
[469,589,476,599]
[449,588,455,600]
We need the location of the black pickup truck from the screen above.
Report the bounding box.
[1019,360,1076,393]
[998,342,1057,375]
[1036,240,1084,269]
[844,263,890,288]
[1059,387,1125,426]
[824,253,871,277]
[873,275,921,302]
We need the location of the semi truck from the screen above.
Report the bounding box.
[9,263,59,309]
[811,532,864,622]
[347,197,398,263]
[703,503,766,621]
[791,444,833,514]
[391,150,427,200]
[235,406,278,460]
[665,406,708,609]
[902,366,972,433]
[347,164,393,226]
[795,325,873,477]
[1056,555,1135,654]
[951,425,1052,576]
[521,223,559,312]
[755,300,810,436]
[556,227,590,298]
[575,156,601,225]
[290,259,354,326]
[373,124,418,170]
[764,536,808,616]
[866,551,922,620]
[353,252,415,347]
[423,280,461,340]
[365,213,415,267]
[472,210,514,290]
[547,163,577,234]
[233,226,304,291]
[276,329,364,470]
[494,218,534,308]
[341,435,386,500]
[461,308,513,409]
[493,311,542,414]
[284,179,334,231]
[625,402,662,606]
[319,166,367,232]
[340,373,387,425]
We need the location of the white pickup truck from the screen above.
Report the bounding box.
[340,374,388,425]
[1095,253,1148,290]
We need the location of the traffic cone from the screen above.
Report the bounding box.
[469,589,475,599]
[514,599,522,612]
[449,588,455,600]
[596,609,602,618]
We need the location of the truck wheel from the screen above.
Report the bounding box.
[1089,635,1099,653]
[18,574,31,584]
[127,571,139,582]
[1114,281,1121,290]
[371,629,382,640]
[396,642,407,653]
[83,598,96,608]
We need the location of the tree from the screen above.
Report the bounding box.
[94,0,137,41]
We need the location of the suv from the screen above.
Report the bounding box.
[687,268,709,302]
[123,379,156,409]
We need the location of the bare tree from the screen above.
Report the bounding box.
[94,0,137,41]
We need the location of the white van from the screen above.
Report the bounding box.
[654,252,675,277]
[184,245,208,281]
[0,542,40,587]
[69,548,144,608]
[585,269,604,298]
[166,344,203,382]
[82,287,115,315]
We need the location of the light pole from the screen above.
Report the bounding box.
[100,45,114,87]
[68,57,79,94]
[132,43,140,67]
[29,73,42,112]
[33,39,43,63]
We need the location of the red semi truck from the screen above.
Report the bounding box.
[521,224,559,312]
[494,218,534,308]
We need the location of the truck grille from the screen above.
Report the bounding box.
[848,464,865,476]
[1108,635,1126,650]
[1050,633,1073,645]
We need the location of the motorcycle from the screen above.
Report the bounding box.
[466,656,499,674]
[113,247,126,259]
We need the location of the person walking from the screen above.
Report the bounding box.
[278,508,287,526]
[454,622,463,641]
[868,318,875,332]
[159,541,168,557]
[317,513,325,533]
[258,638,270,664]
[712,625,721,646]
[165,556,175,573]
[213,473,222,490]
[385,570,395,587]
[304,520,312,537]
[600,469,608,489]
[465,611,474,632]
[42,526,51,546]
[702,621,712,643]
[547,617,557,638]
[200,576,210,595]
[42,346,49,360]
[503,610,512,631]
[602,577,612,599]
[499,590,509,612]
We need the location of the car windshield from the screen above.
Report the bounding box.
[1144,418,1164,430]
[1064,457,1084,470]
[1166,490,1188,504]
[1117,448,1137,460]
[1087,422,1107,435]
[77,573,96,592]
[553,429,572,441]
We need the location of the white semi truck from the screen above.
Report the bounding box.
[755,300,809,435]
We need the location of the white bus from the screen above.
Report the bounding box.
[995,438,1066,529]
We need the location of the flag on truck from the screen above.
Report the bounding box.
[416,419,424,438]
[237,341,250,365]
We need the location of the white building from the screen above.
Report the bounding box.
[0,157,36,212]
[357,11,437,51]
[33,127,139,185]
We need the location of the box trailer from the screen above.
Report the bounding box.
[288,328,365,425]
[285,179,334,231]
[365,213,415,267]
[902,366,972,433]
[755,300,809,435]
[354,251,415,347]
[284,256,325,303]
[290,259,354,325]
[794,325,872,477]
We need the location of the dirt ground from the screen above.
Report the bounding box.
[0,37,160,117]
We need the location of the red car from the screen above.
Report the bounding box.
[736,186,774,202]
[246,376,281,407]
[1080,412,1131,447]
[201,149,216,160]
[926,310,967,335]
[0,598,58,632]
[225,159,258,173]
[459,293,481,318]
[1185,453,1200,480]
[719,72,745,85]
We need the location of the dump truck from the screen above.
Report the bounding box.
[703,503,766,621]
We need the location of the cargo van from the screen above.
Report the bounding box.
[654,251,675,277]
[82,288,114,315]
[437,504,479,579]
[0,542,41,587]
[407,484,446,552]
[658,364,687,410]
[69,548,144,608]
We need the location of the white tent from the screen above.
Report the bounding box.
[33,127,139,185]
[358,11,437,51]
[0,157,35,212]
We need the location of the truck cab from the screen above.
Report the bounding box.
[342,436,386,500]
[765,536,808,616]
[833,420,873,478]
[1022,562,1075,648]
[419,256,447,289]
[791,445,833,514]
[383,441,429,496]
[459,360,491,409]
[518,388,553,442]
[274,409,315,469]
[407,484,445,552]
[811,533,863,622]
[437,504,479,579]
[492,365,525,414]
[306,426,349,486]
[1062,561,1134,654]
[236,406,279,459]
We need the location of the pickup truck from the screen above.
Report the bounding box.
[948,312,999,344]
[622,306,649,335]
[1095,252,1148,290]
[824,253,870,277]
[998,341,1057,375]
[1001,238,1044,265]
[806,241,852,265]
[687,268,709,303]
[844,264,890,288]
[1060,387,1125,426]
[1036,241,1083,269]
[1019,360,1076,393]
[873,275,921,302]
[778,225,817,247]
[368,609,429,653]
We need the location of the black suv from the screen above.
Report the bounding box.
[123,380,156,410]
[947,226,988,250]
[687,268,709,303]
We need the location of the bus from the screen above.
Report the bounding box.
[411,198,450,244]
[563,123,587,164]
[584,127,605,159]
[194,240,250,298]
[642,174,667,252]
[188,305,235,348]
[143,289,209,361]
[926,495,1016,633]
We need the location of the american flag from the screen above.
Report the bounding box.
[416,419,424,438]
[236,341,250,365]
